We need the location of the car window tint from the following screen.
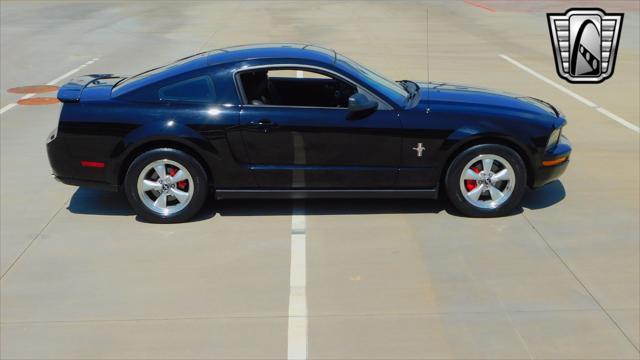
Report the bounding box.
[239,68,356,108]
[159,76,215,102]
[115,52,209,88]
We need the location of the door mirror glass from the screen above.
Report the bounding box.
[348,93,378,113]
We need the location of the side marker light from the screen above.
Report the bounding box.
[81,161,105,168]
[542,157,567,167]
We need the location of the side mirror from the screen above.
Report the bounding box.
[348,93,378,113]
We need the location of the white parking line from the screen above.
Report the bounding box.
[499,54,639,133]
[0,103,18,114]
[0,58,99,115]
[288,200,308,360]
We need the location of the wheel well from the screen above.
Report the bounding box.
[440,137,534,188]
[118,140,213,186]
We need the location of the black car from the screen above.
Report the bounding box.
[47,44,571,223]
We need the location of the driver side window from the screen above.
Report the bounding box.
[238,68,357,108]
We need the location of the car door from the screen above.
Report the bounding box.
[237,67,401,189]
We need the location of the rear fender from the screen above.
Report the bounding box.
[111,121,219,185]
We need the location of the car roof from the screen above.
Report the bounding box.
[112,44,340,97]
[206,43,337,66]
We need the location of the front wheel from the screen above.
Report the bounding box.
[124,148,208,223]
[445,144,527,217]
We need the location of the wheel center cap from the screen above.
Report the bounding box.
[479,171,493,185]
[161,177,173,191]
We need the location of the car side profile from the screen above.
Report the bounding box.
[47,44,571,223]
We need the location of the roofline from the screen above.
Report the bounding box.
[208,42,338,64]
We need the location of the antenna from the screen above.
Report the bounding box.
[426,6,430,85]
[426,6,431,112]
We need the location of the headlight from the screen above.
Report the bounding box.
[46,127,58,144]
[546,127,561,151]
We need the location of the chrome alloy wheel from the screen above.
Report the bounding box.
[459,154,515,209]
[136,159,194,216]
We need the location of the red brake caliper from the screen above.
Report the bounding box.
[465,166,481,191]
[168,166,188,190]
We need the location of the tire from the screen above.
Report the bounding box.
[445,144,526,217]
[124,148,208,223]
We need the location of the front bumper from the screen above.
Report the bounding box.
[532,135,571,188]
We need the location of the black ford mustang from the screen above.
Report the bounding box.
[47,44,571,223]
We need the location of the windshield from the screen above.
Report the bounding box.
[114,52,207,88]
[335,54,409,102]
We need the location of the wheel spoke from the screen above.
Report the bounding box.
[142,179,162,192]
[138,159,195,215]
[463,169,481,181]
[468,186,483,201]
[171,169,188,182]
[153,164,166,179]
[170,188,189,203]
[482,158,494,172]
[154,193,167,208]
[488,184,504,201]
[491,169,510,182]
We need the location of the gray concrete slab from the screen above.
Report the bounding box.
[1,318,287,359]
[309,313,531,359]
[1,1,638,359]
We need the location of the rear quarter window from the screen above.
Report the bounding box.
[158,75,215,102]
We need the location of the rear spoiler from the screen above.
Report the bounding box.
[57,74,114,102]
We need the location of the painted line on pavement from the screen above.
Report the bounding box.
[0,58,100,115]
[288,200,308,360]
[464,0,495,13]
[289,65,308,360]
[499,54,639,133]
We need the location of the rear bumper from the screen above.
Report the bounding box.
[53,175,119,192]
[532,135,571,188]
[47,128,119,192]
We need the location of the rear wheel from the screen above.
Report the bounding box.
[124,148,208,223]
[445,144,526,217]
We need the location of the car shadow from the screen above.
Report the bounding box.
[67,187,135,216]
[521,180,566,210]
[213,197,451,217]
[67,181,566,221]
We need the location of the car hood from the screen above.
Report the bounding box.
[415,82,560,118]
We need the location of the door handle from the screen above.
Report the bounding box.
[249,119,278,132]
[254,119,273,126]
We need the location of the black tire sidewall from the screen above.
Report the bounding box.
[445,144,526,217]
[124,148,208,223]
